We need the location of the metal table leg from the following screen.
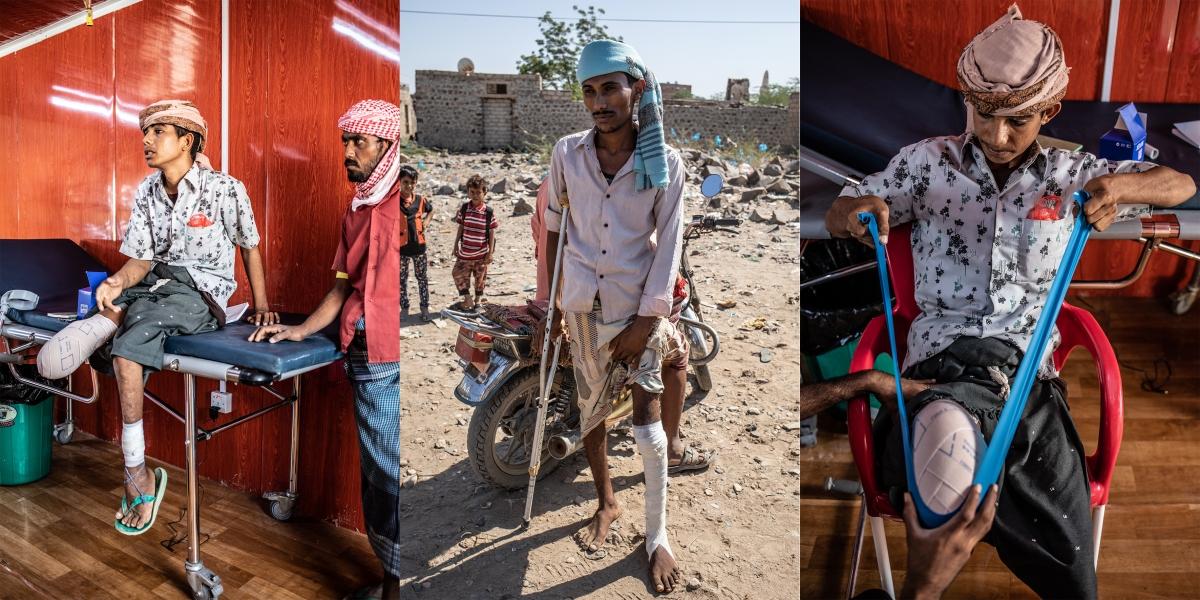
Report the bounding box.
[263,376,300,521]
[54,377,76,444]
[182,373,223,599]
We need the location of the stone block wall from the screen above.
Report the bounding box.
[415,69,796,152]
[513,89,592,147]
[664,99,795,149]
[787,92,799,150]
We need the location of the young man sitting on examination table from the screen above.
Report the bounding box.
[37,99,275,536]
[824,7,1195,598]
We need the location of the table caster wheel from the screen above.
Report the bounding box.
[187,567,224,599]
[54,423,74,445]
[269,499,294,521]
[263,491,297,521]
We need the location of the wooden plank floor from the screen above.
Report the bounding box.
[0,433,382,599]
[800,296,1200,598]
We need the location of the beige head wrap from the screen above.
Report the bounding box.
[957,4,1069,116]
[139,99,211,167]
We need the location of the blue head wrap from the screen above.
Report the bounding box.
[576,40,668,190]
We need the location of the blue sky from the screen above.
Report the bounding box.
[400,1,799,97]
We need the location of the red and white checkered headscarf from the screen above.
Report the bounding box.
[338,99,405,211]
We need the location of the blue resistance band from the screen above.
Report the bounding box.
[859,190,1093,527]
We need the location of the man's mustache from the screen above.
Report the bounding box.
[344,160,359,169]
[592,111,614,118]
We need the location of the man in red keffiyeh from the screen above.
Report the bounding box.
[252,99,403,599]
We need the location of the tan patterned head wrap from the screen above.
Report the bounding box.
[138,99,207,152]
[957,4,1069,116]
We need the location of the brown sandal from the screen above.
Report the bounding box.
[668,446,717,475]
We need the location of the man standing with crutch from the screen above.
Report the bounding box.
[528,39,687,594]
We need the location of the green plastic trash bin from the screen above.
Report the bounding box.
[0,376,54,486]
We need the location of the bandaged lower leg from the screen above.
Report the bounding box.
[36,313,117,379]
[911,399,986,514]
[121,419,146,468]
[634,421,672,560]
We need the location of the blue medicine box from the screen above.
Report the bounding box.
[1099,103,1146,161]
[77,271,108,320]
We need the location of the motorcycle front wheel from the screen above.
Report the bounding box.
[467,367,576,489]
[682,305,714,392]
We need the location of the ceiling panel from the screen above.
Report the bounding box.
[0,0,93,45]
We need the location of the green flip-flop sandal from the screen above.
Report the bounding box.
[114,467,168,536]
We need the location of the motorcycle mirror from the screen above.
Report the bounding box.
[700,173,723,198]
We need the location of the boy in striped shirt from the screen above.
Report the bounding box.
[452,174,499,309]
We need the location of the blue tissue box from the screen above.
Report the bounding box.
[77,271,108,319]
[1099,102,1146,161]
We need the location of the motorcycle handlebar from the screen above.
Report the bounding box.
[690,215,743,230]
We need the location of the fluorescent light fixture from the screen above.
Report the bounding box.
[335,0,398,44]
[49,95,111,119]
[332,17,399,64]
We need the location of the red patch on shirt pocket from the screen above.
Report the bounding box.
[1027,195,1064,221]
[187,213,215,227]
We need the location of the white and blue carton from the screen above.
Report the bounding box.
[1099,103,1147,161]
[77,271,109,320]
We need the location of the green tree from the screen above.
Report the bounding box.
[517,5,623,94]
[754,77,799,107]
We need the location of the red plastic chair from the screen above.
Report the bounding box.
[845,223,1124,596]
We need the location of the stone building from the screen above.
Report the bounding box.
[661,82,693,100]
[397,84,416,142]
[413,69,798,152]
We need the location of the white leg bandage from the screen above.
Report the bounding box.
[912,399,986,514]
[37,313,117,379]
[634,421,672,560]
[122,419,146,468]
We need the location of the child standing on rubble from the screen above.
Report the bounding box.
[452,174,499,310]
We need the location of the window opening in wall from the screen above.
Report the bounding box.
[487,83,509,95]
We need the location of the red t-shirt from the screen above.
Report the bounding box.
[332,185,402,363]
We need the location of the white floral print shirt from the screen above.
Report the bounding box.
[839,133,1154,378]
[120,164,260,309]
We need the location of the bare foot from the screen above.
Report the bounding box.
[573,502,622,554]
[649,545,681,594]
[115,464,156,529]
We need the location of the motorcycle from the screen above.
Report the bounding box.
[442,177,740,489]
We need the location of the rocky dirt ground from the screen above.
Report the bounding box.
[394,146,802,599]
